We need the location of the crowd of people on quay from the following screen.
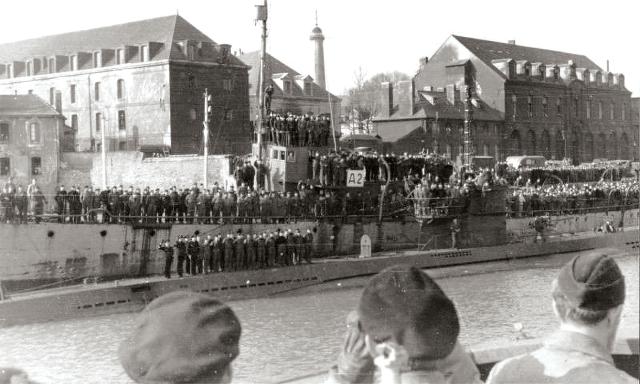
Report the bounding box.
[506,178,639,217]
[501,161,632,185]
[0,151,637,224]
[158,228,314,279]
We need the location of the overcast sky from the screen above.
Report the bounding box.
[2,0,638,97]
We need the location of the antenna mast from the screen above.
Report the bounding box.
[256,0,268,161]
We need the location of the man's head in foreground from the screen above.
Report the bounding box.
[119,291,241,384]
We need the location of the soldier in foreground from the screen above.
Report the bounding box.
[119,291,241,384]
[487,253,635,384]
[328,264,481,384]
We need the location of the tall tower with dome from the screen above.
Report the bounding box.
[309,16,326,89]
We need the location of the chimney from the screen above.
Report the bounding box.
[397,80,415,116]
[379,82,393,119]
[508,40,516,45]
[445,84,459,105]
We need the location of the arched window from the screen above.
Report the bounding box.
[597,133,607,159]
[620,133,630,159]
[609,132,618,159]
[610,103,614,120]
[510,130,521,155]
[555,132,565,160]
[541,130,551,159]
[527,129,536,155]
[584,132,594,162]
[117,79,125,100]
[28,121,41,144]
[598,102,603,119]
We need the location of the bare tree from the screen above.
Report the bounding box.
[346,70,410,133]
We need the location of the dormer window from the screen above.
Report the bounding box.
[284,80,292,95]
[553,67,559,80]
[304,81,312,96]
[187,45,196,60]
[538,64,546,80]
[524,63,531,77]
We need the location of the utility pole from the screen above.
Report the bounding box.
[203,88,212,188]
[256,0,268,161]
[463,86,475,167]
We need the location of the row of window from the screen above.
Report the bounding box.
[0,156,42,176]
[511,95,628,121]
[0,122,42,145]
[7,46,151,78]
[281,80,313,96]
[60,79,125,105]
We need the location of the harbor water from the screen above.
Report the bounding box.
[0,250,638,384]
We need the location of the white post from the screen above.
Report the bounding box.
[328,92,337,152]
[101,113,107,189]
[203,88,210,189]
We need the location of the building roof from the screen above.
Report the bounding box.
[375,91,503,123]
[0,15,244,65]
[453,35,603,74]
[0,94,63,117]
[238,51,338,100]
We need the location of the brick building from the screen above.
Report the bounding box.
[404,35,634,163]
[0,15,251,155]
[0,95,65,193]
[372,78,504,161]
[238,25,341,132]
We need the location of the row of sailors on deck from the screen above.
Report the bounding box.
[51,252,630,384]
[255,113,333,147]
[157,229,314,278]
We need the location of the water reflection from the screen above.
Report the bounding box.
[0,254,637,384]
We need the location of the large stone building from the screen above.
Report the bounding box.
[0,95,65,193]
[0,15,251,155]
[376,35,635,163]
[238,23,340,131]
[373,79,504,160]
